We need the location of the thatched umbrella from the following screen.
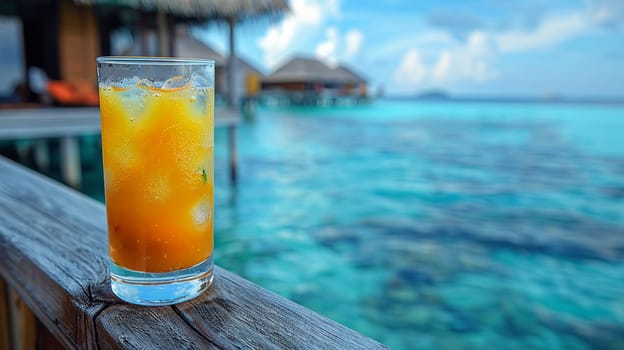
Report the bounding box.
[77,0,288,107]
[77,0,287,20]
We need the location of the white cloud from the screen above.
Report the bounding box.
[393,49,427,86]
[494,12,589,53]
[345,29,363,58]
[389,10,597,91]
[371,30,453,64]
[315,27,339,67]
[467,31,495,57]
[431,50,451,83]
[392,30,498,90]
[257,0,340,69]
[463,31,498,82]
[325,0,341,18]
[315,27,364,67]
[589,0,624,30]
[428,35,498,85]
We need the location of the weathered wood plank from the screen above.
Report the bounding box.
[0,159,107,349]
[0,158,216,349]
[7,287,36,350]
[95,304,215,350]
[0,156,387,349]
[176,267,383,350]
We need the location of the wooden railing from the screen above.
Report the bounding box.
[0,156,387,349]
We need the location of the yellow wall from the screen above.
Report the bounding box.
[246,72,261,96]
[58,0,100,86]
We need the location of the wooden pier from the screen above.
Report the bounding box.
[0,156,387,349]
[0,107,240,187]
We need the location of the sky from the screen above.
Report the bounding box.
[0,0,622,98]
[193,0,624,97]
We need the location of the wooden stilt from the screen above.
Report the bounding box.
[139,11,149,56]
[33,140,49,172]
[167,16,176,57]
[227,17,238,184]
[227,17,236,109]
[14,141,31,165]
[228,125,237,183]
[157,8,167,56]
[60,136,81,189]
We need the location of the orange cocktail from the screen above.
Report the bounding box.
[97,57,215,305]
[100,85,214,272]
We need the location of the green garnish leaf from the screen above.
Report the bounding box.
[202,169,207,184]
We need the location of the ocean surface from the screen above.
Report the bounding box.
[11,99,624,349]
[210,100,624,350]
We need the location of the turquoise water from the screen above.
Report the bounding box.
[6,100,622,349]
[212,100,624,349]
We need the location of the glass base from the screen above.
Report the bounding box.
[110,257,213,306]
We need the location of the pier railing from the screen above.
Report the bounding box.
[0,156,387,349]
[0,107,240,187]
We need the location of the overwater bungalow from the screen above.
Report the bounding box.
[262,57,369,106]
[0,0,284,107]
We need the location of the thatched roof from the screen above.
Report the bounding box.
[264,57,366,84]
[176,36,263,76]
[174,27,226,65]
[234,56,263,76]
[333,65,366,84]
[74,0,288,20]
[264,57,334,84]
[174,27,262,75]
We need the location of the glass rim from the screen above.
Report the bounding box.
[96,56,215,66]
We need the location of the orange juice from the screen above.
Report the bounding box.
[99,84,214,273]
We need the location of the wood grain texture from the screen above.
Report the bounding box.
[7,288,36,350]
[176,267,386,350]
[0,156,387,349]
[35,319,66,350]
[0,157,107,349]
[0,278,10,350]
[95,304,215,350]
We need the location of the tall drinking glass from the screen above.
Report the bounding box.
[96,57,215,305]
